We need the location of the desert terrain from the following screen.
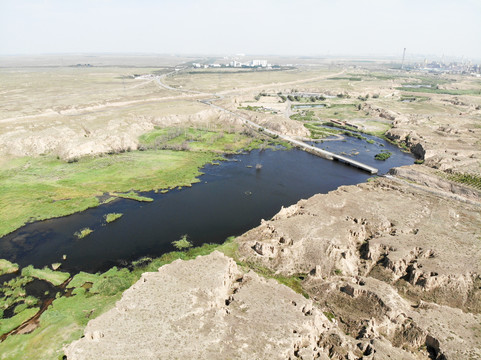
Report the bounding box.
[0,55,480,359]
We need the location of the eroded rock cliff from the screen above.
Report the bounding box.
[65,252,366,359]
[237,176,481,359]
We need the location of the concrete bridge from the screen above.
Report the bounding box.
[155,73,378,175]
[201,99,379,175]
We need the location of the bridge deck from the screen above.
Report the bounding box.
[202,99,378,175]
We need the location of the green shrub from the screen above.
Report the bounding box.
[172,234,193,250]
[323,311,335,322]
[74,228,93,239]
[104,213,123,223]
[445,172,481,190]
[374,152,392,161]
[94,276,132,296]
[14,303,28,315]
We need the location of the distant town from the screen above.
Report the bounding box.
[409,60,481,76]
[192,59,281,69]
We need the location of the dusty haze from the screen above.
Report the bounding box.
[0,0,480,61]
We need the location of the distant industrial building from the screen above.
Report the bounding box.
[250,59,268,67]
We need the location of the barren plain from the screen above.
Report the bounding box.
[0,55,480,359]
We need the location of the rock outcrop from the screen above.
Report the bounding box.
[385,112,481,175]
[65,252,364,359]
[236,177,481,359]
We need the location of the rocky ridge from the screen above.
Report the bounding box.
[237,175,480,359]
[66,252,367,360]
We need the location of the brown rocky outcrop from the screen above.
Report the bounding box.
[65,252,366,359]
[236,177,481,359]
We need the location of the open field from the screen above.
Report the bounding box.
[163,67,341,93]
[0,67,171,120]
[0,66,213,160]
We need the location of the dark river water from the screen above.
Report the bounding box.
[0,135,413,273]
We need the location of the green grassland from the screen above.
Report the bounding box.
[1,276,37,317]
[110,192,154,202]
[315,103,368,120]
[138,126,261,152]
[0,260,19,276]
[104,213,123,223]
[396,86,481,96]
[291,102,369,123]
[444,172,481,190]
[20,266,70,286]
[0,150,214,237]
[74,228,94,239]
[303,123,342,139]
[0,126,263,237]
[0,308,40,336]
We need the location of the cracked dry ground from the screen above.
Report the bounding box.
[238,177,481,359]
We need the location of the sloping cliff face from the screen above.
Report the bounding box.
[384,110,481,175]
[65,251,367,359]
[237,176,481,359]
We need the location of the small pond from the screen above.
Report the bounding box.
[292,104,326,109]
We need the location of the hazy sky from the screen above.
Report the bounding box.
[1,0,480,59]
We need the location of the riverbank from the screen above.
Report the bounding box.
[62,69,480,359]
[0,131,413,357]
[0,239,238,359]
[0,127,270,238]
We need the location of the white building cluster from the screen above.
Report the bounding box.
[250,59,268,67]
[192,59,272,69]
